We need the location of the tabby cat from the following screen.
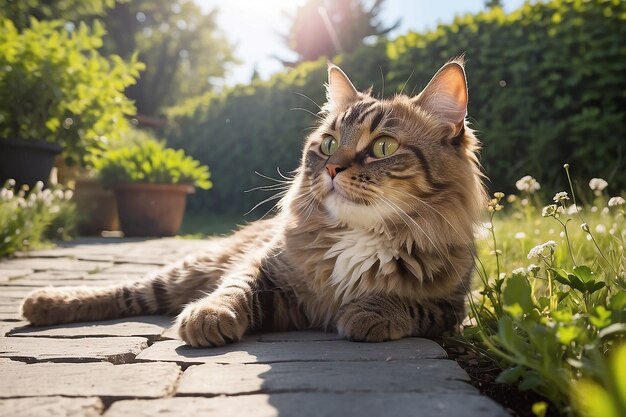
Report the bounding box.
[20,59,485,347]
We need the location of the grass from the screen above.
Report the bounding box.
[178,211,247,237]
[462,169,626,417]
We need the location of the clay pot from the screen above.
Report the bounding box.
[113,183,194,237]
[0,138,62,187]
[73,178,120,235]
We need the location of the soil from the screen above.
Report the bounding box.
[442,342,561,417]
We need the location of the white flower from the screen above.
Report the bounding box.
[527,264,540,274]
[595,224,606,234]
[542,204,557,217]
[516,175,541,193]
[553,191,569,203]
[527,240,557,259]
[608,196,625,207]
[514,232,526,239]
[512,268,526,275]
[527,245,543,259]
[589,178,608,192]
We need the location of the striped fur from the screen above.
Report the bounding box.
[20,59,486,347]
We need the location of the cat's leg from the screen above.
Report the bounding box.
[335,292,465,342]
[176,261,308,347]
[20,253,225,326]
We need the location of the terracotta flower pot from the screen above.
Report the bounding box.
[0,138,62,187]
[73,178,120,235]
[113,183,194,237]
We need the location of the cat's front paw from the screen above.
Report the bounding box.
[176,299,248,348]
[336,306,410,342]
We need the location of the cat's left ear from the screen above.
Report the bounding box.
[413,60,468,135]
[325,64,358,111]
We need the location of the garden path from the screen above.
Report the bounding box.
[0,238,509,417]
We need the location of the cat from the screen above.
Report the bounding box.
[20,58,485,347]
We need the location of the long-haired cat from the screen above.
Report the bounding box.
[20,59,485,347]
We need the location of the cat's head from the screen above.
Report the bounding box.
[288,59,485,243]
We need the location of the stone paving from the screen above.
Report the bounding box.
[0,238,510,417]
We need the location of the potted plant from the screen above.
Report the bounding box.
[0,18,143,187]
[94,138,212,237]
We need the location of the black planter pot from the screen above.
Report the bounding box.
[0,138,62,187]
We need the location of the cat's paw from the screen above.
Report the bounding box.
[336,306,409,342]
[20,287,72,326]
[176,299,248,348]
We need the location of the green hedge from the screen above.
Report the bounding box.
[166,0,626,215]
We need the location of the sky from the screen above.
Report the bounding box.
[196,0,526,86]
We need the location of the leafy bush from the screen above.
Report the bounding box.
[462,169,626,416]
[0,18,143,165]
[166,0,626,215]
[94,138,212,189]
[0,180,77,257]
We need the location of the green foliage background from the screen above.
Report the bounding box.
[0,18,143,164]
[166,0,625,215]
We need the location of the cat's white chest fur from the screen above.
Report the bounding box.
[323,228,399,297]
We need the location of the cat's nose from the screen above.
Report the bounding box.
[326,164,345,179]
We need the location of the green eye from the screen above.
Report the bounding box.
[371,136,399,158]
[320,135,339,156]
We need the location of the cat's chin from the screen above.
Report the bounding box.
[323,192,390,230]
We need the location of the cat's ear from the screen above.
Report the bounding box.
[325,64,358,111]
[413,60,468,134]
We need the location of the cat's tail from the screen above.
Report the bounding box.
[19,280,165,326]
[20,263,218,326]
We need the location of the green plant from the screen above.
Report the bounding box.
[0,18,143,165]
[462,168,626,416]
[0,180,77,257]
[94,137,212,190]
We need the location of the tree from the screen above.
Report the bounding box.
[100,0,237,116]
[0,0,116,30]
[279,0,398,65]
[485,0,503,8]
[1,0,237,117]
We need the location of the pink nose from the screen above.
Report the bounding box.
[326,164,345,179]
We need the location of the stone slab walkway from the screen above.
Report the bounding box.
[0,238,510,417]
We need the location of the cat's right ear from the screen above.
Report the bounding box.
[325,64,358,111]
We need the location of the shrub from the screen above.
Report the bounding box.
[0,180,77,257]
[166,0,626,215]
[0,18,143,165]
[93,138,212,190]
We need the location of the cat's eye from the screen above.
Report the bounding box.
[371,136,399,158]
[320,135,339,156]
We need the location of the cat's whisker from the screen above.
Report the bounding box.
[290,107,325,121]
[276,167,295,181]
[254,171,293,184]
[245,190,288,216]
[399,68,415,96]
[244,184,291,193]
[291,91,323,112]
